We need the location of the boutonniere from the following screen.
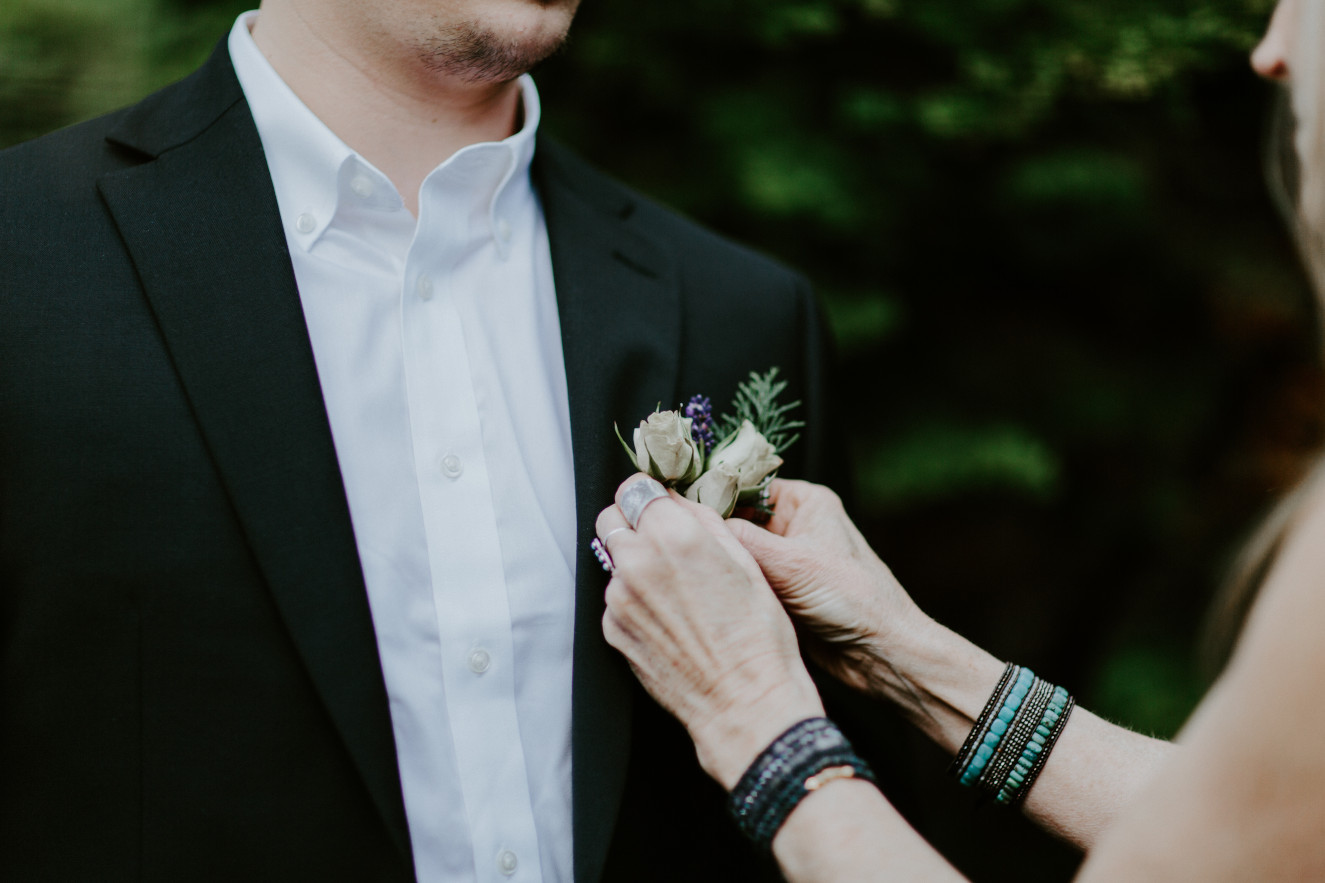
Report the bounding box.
[616,368,804,520]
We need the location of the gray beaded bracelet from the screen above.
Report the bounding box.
[727,717,877,851]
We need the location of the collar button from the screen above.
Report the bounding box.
[350,175,374,199]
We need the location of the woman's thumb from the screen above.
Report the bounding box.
[727,519,788,571]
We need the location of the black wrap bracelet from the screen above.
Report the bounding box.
[727,717,877,851]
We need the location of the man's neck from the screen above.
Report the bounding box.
[251,2,523,216]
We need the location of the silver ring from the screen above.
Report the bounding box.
[620,477,669,529]
[590,537,614,574]
[601,527,632,547]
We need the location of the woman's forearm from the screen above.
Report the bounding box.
[730,479,1172,844]
[772,779,966,883]
[853,611,1175,850]
[1019,705,1174,847]
[845,613,1007,752]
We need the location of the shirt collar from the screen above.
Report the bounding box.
[227,10,541,255]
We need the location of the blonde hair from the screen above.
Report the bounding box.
[1288,1,1325,307]
[1203,461,1325,673]
[1203,4,1325,672]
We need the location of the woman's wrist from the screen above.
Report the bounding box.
[851,612,1006,753]
[728,717,877,851]
[688,671,826,792]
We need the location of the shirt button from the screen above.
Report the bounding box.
[496,849,518,876]
[496,219,512,243]
[295,212,316,234]
[350,175,374,198]
[467,648,491,674]
[440,453,463,479]
[416,275,434,301]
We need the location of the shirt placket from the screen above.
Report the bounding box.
[401,159,545,883]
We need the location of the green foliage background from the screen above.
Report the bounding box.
[4,0,1319,877]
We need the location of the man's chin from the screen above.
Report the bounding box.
[419,10,577,83]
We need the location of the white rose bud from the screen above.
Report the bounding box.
[684,464,740,518]
[708,419,782,491]
[633,410,703,484]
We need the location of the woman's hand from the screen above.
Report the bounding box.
[726,479,931,698]
[597,476,825,790]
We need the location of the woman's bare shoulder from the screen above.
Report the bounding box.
[1077,472,1325,881]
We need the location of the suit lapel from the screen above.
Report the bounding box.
[535,139,682,883]
[96,48,412,865]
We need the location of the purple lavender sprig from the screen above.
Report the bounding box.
[684,394,716,454]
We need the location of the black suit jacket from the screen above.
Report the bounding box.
[0,44,854,881]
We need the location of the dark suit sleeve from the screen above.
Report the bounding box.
[0,68,414,882]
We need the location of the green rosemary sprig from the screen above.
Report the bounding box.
[715,367,805,454]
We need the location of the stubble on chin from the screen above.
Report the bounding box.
[416,16,573,84]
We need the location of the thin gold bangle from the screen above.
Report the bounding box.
[804,765,858,791]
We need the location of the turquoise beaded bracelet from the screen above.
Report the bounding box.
[949,662,1017,778]
[996,684,1065,800]
[957,666,1033,786]
[952,664,1074,806]
[980,678,1053,794]
[1004,689,1075,806]
[957,666,1032,786]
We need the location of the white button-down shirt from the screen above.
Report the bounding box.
[230,13,576,883]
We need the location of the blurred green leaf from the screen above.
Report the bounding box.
[1089,641,1206,738]
[856,423,1062,511]
[1001,150,1147,212]
[824,291,905,354]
